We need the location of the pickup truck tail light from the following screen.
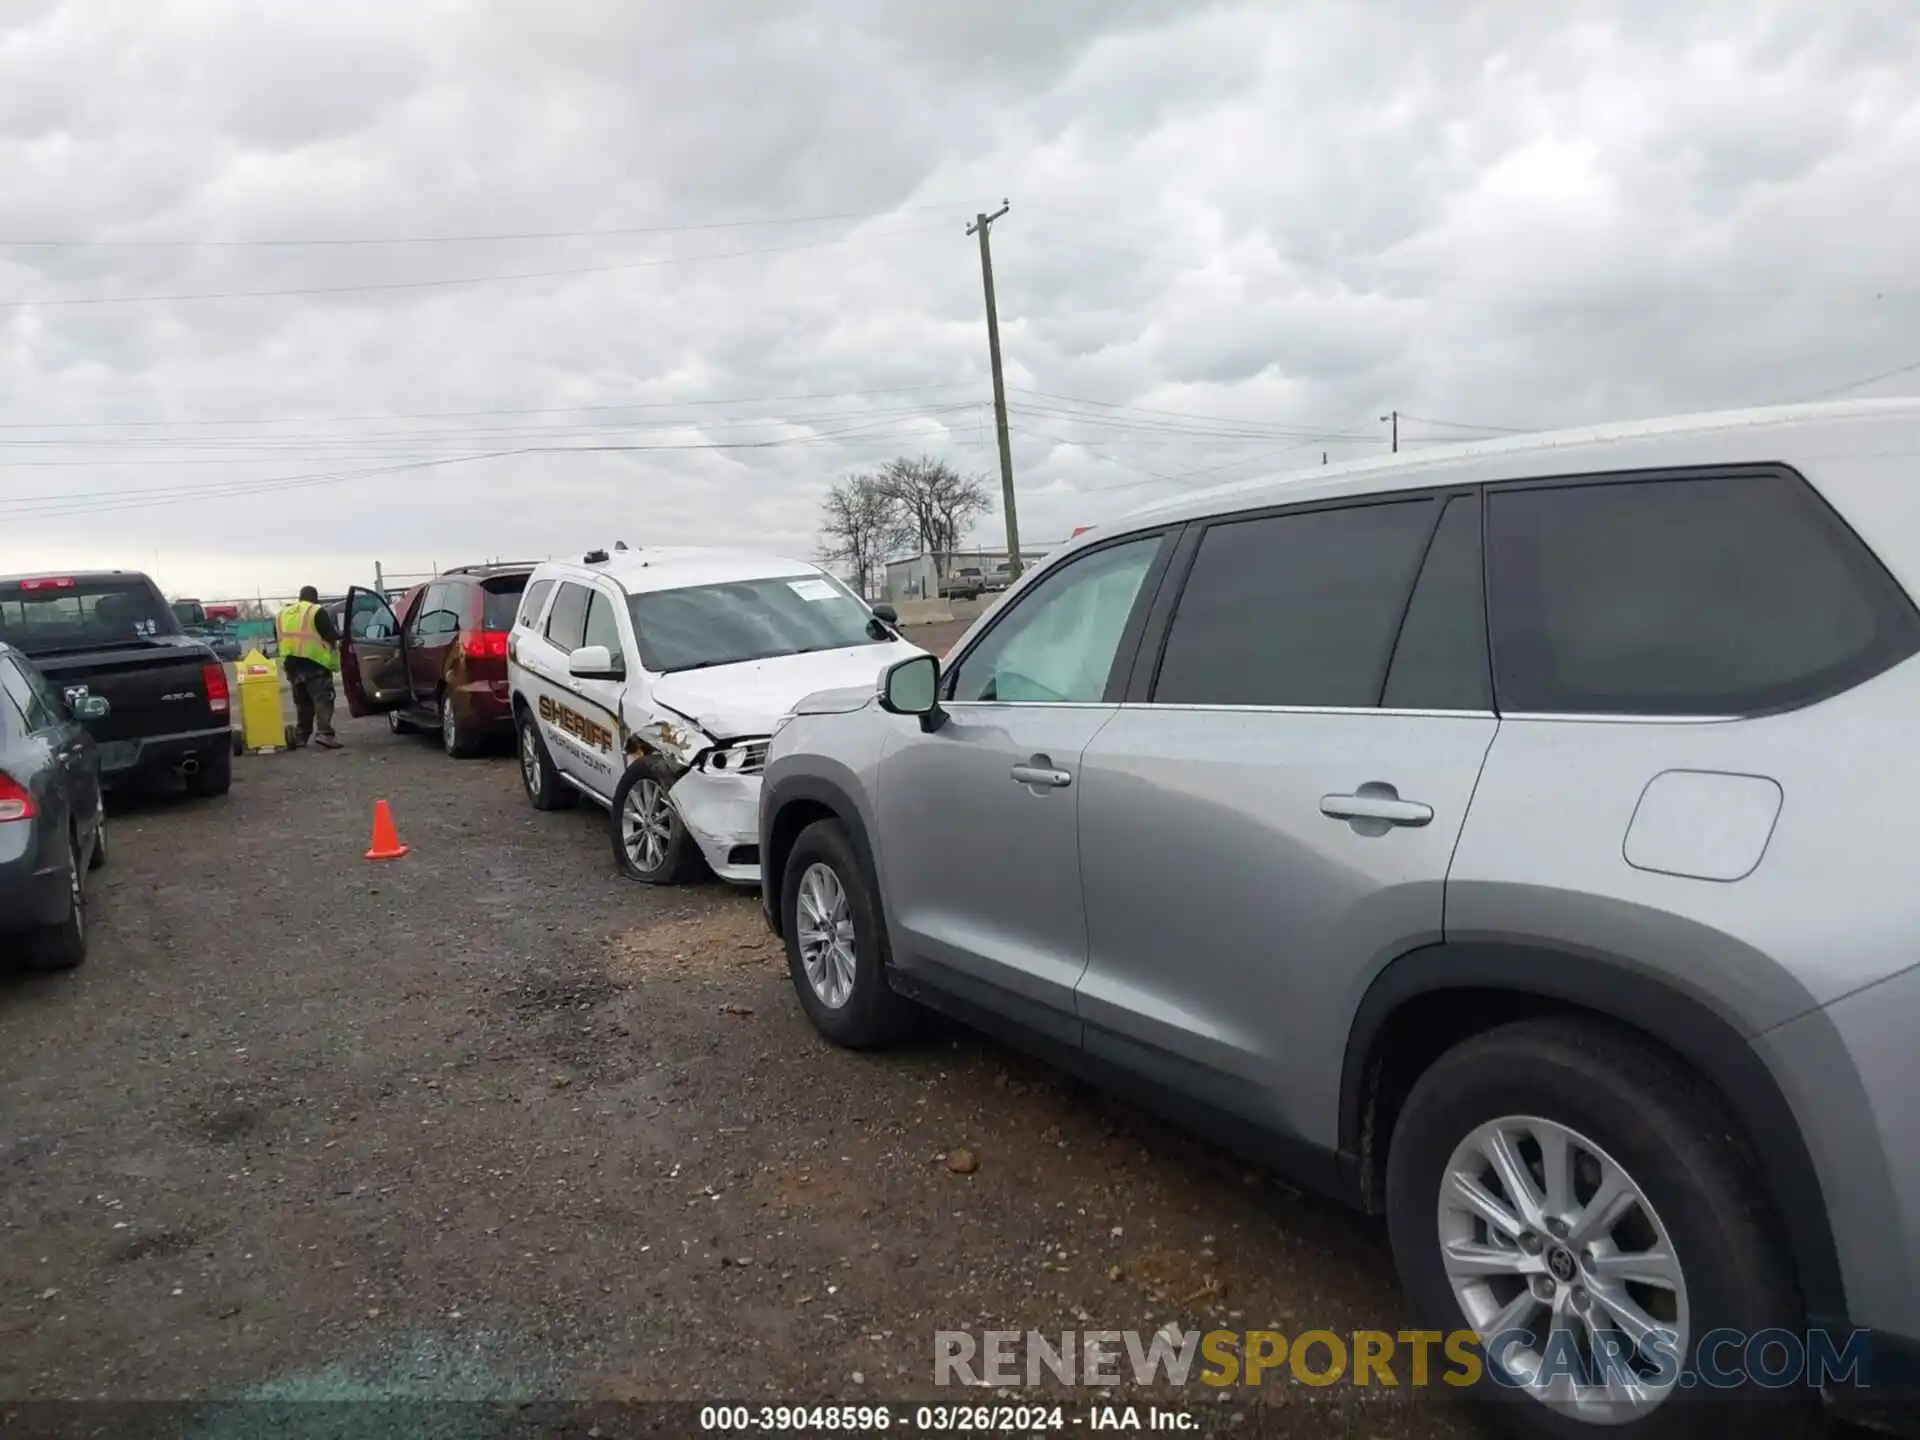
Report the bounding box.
[202,662,231,715]
[0,774,36,822]
[462,630,509,661]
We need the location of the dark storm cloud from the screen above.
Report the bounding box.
[1,0,1918,589]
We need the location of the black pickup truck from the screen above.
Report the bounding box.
[0,571,234,797]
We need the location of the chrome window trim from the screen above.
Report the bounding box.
[942,700,1118,710]
[1115,703,1497,720]
[940,699,1736,723]
[1498,711,1740,725]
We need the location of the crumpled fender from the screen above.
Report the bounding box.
[621,713,711,774]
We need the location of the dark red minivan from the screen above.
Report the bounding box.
[338,564,533,756]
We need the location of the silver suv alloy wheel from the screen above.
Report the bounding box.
[621,777,672,873]
[795,861,856,1009]
[442,699,457,753]
[1438,1115,1689,1423]
[520,723,542,797]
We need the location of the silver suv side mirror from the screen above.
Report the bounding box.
[76,694,111,721]
[879,653,944,732]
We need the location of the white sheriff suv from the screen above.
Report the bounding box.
[507,545,923,885]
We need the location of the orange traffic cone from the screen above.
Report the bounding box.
[365,799,409,861]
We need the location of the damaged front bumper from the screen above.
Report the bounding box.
[668,768,763,885]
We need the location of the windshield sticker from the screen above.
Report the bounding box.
[786,578,839,602]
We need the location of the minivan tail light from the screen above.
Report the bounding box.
[202,662,230,714]
[0,774,36,822]
[463,630,509,661]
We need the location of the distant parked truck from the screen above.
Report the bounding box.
[940,567,987,601]
[169,597,242,662]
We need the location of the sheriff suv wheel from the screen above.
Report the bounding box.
[610,756,705,884]
[517,710,575,811]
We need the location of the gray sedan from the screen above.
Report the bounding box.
[0,641,108,971]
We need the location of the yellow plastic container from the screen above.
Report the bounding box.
[235,649,286,753]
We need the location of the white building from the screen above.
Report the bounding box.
[882,548,1051,602]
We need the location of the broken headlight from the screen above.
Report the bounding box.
[698,739,771,775]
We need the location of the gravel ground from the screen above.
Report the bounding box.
[0,711,1869,1438]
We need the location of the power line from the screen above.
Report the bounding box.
[0,402,989,455]
[1006,211,1920,297]
[0,451,524,520]
[1012,387,1373,437]
[1007,422,1175,488]
[1009,397,1377,444]
[0,223,948,309]
[1789,355,1920,403]
[0,415,981,516]
[0,203,972,249]
[0,426,982,469]
[1395,412,1533,435]
[1164,430,1358,484]
[1011,418,1366,496]
[0,382,977,432]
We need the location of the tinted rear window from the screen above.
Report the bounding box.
[545,583,592,652]
[481,575,528,629]
[515,579,554,629]
[1485,469,1920,715]
[0,576,176,655]
[1153,499,1438,707]
[1381,494,1492,711]
[0,674,23,738]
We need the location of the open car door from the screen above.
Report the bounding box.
[339,586,411,717]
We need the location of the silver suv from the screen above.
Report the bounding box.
[759,401,1920,1430]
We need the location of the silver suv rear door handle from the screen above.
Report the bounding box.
[1321,788,1432,827]
[1011,759,1073,789]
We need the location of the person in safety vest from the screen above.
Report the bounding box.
[276,585,343,750]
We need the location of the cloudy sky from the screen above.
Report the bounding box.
[3,0,1917,597]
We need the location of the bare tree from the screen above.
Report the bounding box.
[875,455,993,577]
[817,472,908,599]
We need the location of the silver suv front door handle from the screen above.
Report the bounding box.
[1321,788,1432,827]
[1011,759,1073,790]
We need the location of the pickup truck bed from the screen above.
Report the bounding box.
[31,639,232,784]
[0,572,234,795]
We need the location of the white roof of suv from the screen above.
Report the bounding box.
[533,547,839,596]
[1119,397,1920,532]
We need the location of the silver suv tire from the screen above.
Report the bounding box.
[1384,1018,1814,1438]
[780,818,912,1049]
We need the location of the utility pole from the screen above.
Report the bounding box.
[968,201,1022,580]
[1380,410,1399,454]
